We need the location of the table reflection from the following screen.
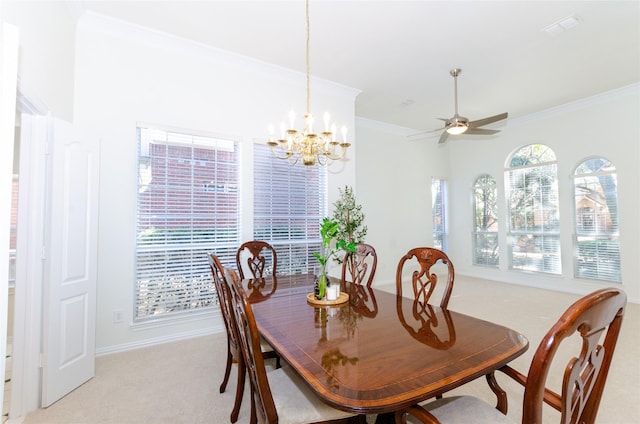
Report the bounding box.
[396,293,456,350]
[348,283,378,318]
[244,276,277,303]
[321,347,359,392]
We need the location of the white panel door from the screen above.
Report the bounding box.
[41,119,100,407]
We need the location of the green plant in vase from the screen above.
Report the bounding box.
[332,185,367,283]
[313,217,356,300]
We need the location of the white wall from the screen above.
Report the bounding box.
[2,1,76,121]
[73,13,358,352]
[357,84,640,303]
[354,118,450,284]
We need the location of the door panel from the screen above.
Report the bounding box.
[41,119,99,407]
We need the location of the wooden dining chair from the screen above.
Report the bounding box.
[225,268,360,424]
[394,287,627,424]
[395,247,455,309]
[341,243,377,287]
[208,253,277,423]
[236,240,278,279]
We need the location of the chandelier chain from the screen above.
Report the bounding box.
[306,0,311,115]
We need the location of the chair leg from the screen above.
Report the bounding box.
[230,357,246,423]
[220,341,233,393]
[486,371,508,414]
[250,391,257,424]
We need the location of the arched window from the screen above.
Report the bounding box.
[572,157,620,282]
[505,144,561,274]
[473,174,498,267]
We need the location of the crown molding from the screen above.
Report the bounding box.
[355,116,419,137]
[77,11,360,100]
[506,82,640,128]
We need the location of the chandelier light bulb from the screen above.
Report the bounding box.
[323,112,331,132]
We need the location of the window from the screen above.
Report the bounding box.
[506,144,561,274]
[473,174,499,267]
[253,144,327,274]
[135,126,240,321]
[432,178,448,251]
[572,157,620,282]
[9,175,18,287]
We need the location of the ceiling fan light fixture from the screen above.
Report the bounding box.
[446,122,468,135]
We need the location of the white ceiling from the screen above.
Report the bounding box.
[67,1,640,133]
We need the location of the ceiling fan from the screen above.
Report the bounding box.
[420,68,508,144]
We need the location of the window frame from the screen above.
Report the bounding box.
[472,174,499,267]
[432,177,448,252]
[505,144,561,275]
[134,124,241,322]
[572,156,621,283]
[252,143,328,275]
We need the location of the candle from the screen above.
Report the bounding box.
[288,110,295,129]
[268,124,275,141]
[326,285,339,301]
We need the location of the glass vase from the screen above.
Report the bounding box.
[315,265,328,300]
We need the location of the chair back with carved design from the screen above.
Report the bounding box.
[227,267,279,423]
[396,247,454,309]
[208,254,240,361]
[521,287,626,424]
[341,243,377,287]
[208,253,245,422]
[236,240,277,279]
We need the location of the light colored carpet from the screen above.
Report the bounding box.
[18,276,639,424]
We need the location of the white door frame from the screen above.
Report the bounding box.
[9,112,49,419]
[8,81,50,420]
[0,21,19,421]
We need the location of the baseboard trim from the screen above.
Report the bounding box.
[95,325,224,357]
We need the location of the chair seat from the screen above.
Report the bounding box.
[268,365,355,424]
[418,396,514,424]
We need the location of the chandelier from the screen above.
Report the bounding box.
[267,0,351,167]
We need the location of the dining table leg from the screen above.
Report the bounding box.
[374,412,394,424]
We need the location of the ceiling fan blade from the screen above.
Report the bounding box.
[465,128,500,135]
[407,126,445,139]
[468,112,508,129]
[438,131,449,144]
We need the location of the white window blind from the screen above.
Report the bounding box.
[572,157,620,282]
[253,144,327,275]
[473,174,499,267]
[432,178,448,251]
[506,144,561,274]
[136,126,240,321]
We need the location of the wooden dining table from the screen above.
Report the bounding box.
[241,273,529,420]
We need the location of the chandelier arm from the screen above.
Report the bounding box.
[324,146,348,161]
[269,144,293,161]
